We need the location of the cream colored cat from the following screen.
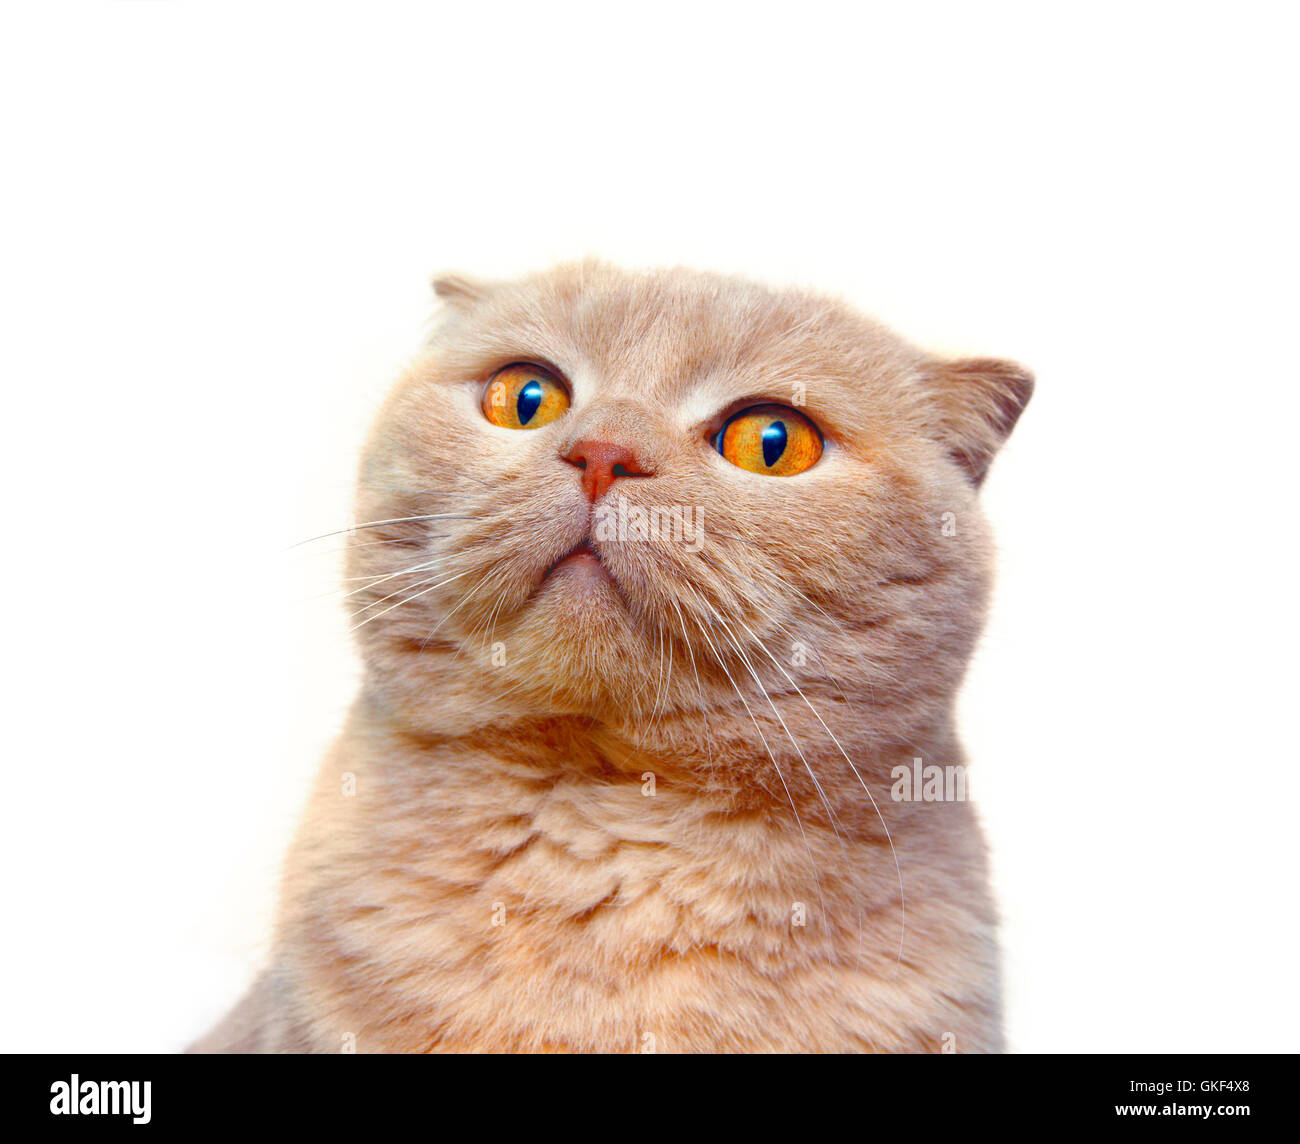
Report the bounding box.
[194,262,1032,1053]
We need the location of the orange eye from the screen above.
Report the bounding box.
[715,404,823,476]
[482,363,570,429]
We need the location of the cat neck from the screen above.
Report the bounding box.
[363,685,961,826]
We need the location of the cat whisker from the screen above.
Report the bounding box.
[484,579,511,655]
[449,570,511,668]
[647,617,675,743]
[358,471,493,492]
[709,609,852,838]
[680,581,829,931]
[729,612,905,974]
[295,534,437,559]
[338,555,464,598]
[696,550,896,696]
[667,593,719,784]
[347,567,464,620]
[290,514,481,550]
[298,548,467,609]
[708,606,869,964]
[690,556,853,697]
[646,620,671,736]
[348,567,479,632]
[674,545,894,966]
[418,564,503,649]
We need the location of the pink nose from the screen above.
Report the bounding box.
[563,439,652,502]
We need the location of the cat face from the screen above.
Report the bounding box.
[347,263,1031,744]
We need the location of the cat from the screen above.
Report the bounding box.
[192,261,1032,1053]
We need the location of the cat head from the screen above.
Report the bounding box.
[347,262,1031,750]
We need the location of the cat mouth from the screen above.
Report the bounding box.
[533,534,634,612]
[543,538,606,579]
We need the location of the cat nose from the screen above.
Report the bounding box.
[562,439,653,503]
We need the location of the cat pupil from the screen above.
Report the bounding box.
[516,379,543,425]
[761,420,787,467]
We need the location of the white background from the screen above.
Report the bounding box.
[2,1,1296,1052]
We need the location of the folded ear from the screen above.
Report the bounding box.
[431,273,493,308]
[923,357,1034,485]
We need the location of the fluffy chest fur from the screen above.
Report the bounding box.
[267,709,1001,1053]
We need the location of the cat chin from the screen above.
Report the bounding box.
[530,563,631,634]
[531,540,635,614]
[491,572,653,708]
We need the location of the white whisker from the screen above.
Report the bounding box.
[730,612,906,973]
[348,567,478,632]
[291,514,480,549]
[680,581,829,930]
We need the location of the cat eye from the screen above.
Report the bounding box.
[481,363,570,429]
[714,404,823,476]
